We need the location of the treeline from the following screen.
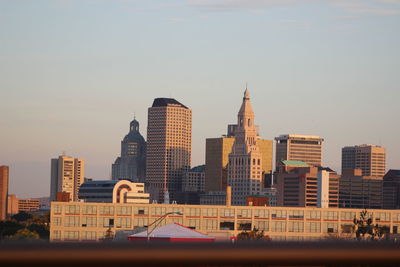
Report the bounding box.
[0,211,50,241]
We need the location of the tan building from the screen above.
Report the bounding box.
[228,89,264,206]
[339,169,383,209]
[276,161,339,208]
[7,194,18,215]
[205,137,235,192]
[275,135,324,170]
[18,198,40,212]
[342,144,386,177]
[50,155,85,202]
[50,201,400,242]
[0,166,9,220]
[146,98,192,203]
[205,116,272,194]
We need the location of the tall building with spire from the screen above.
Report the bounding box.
[146,98,192,203]
[228,89,263,206]
[112,118,146,182]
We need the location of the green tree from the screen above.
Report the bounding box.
[10,228,40,240]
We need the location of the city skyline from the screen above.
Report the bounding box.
[1,0,399,198]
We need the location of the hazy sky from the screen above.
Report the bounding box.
[1,0,399,198]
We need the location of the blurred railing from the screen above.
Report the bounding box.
[1,241,400,266]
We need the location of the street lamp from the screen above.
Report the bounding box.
[146,211,183,242]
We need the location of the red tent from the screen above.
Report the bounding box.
[128,223,215,242]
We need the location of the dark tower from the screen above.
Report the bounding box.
[112,118,146,182]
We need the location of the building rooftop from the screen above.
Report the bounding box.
[190,165,205,172]
[281,160,309,166]
[152,98,188,109]
[275,134,323,140]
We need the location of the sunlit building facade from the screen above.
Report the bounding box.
[50,201,400,242]
[146,98,192,203]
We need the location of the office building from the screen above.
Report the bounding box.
[7,194,18,215]
[383,170,400,209]
[18,198,40,212]
[112,118,146,182]
[146,98,192,203]
[205,137,235,192]
[50,201,400,242]
[276,161,339,208]
[275,135,324,170]
[0,166,9,220]
[50,155,85,202]
[78,180,149,204]
[227,89,263,205]
[339,169,383,209]
[205,132,272,193]
[342,144,386,177]
[182,165,205,193]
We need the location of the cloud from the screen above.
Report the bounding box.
[166,18,185,22]
[186,0,400,16]
[332,0,400,16]
[186,0,312,12]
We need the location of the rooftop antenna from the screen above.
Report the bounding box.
[246,82,248,89]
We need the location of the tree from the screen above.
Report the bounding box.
[237,228,270,241]
[10,228,40,240]
[11,212,32,223]
[353,209,390,241]
[0,220,23,239]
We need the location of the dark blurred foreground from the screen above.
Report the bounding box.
[1,241,400,267]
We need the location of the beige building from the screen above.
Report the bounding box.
[0,166,9,220]
[18,198,40,212]
[275,135,324,170]
[7,194,18,215]
[276,161,339,208]
[146,98,192,203]
[205,137,235,192]
[228,89,263,206]
[205,137,272,194]
[50,155,85,202]
[339,169,383,209]
[342,144,386,177]
[50,201,400,242]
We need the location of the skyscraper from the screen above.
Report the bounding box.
[275,134,324,170]
[0,166,9,220]
[146,98,192,202]
[112,118,146,182]
[50,155,84,202]
[227,89,263,206]
[205,134,272,193]
[342,144,386,177]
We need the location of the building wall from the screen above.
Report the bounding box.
[275,135,324,170]
[383,170,400,209]
[204,137,235,192]
[50,201,400,242]
[0,166,9,220]
[7,194,18,215]
[183,166,205,192]
[339,170,383,209]
[50,156,84,202]
[18,199,40,212]
[276,166,339,208]
[342,145,386,177]
[146,102,192,202]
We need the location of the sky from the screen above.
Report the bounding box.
[0,0,399,198]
